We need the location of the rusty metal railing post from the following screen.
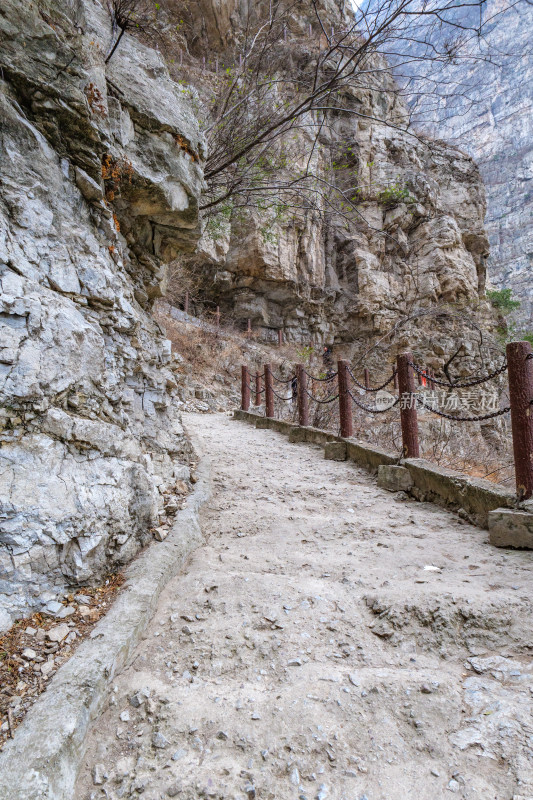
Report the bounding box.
[264,363,274,418]
[241,365,250,411]
[254,372,262,406]
[507,341,533,500]
[296,363,309,427]
[397,352,420,458]
[337,360,353,439]
[364,367,370,390]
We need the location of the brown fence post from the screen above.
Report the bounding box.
[364,367,370,390]
[507,341,533,499]
[296,363,309,427]
[254,372,262,406]
[338,359,353,439]
[247,318,252,338]
[264,363,274,418]
[397,352,420,458]
[278,330,283,347]
[216,306,220,328]
[241,365,250,411]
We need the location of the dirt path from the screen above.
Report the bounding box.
[76,413,533,800]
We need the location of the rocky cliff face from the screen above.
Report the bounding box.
[197,126,491,352]
[402,0,533,323]
[180,1,496,366]
[0,0,204,628]
[0,0,501,629]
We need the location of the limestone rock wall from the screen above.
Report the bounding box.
[0,0,204,628]
[201,125,490,348]
[183,2,495,361]
[400,0,533,323]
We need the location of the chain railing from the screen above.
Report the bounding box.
[348,366,397,392]
[348,390,400,414]
[240,341,533,500]
[408,359,508,389]
[416,396,510,422]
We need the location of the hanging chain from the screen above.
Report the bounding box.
[416,396,510,422]
[348,367,397,392]
[271,373,296,384]
[305,390,339,404]
[272,387,295,401]
[304,370,339,382]
[408,360,507,389]
[348,390,400,414]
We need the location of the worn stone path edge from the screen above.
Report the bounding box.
[0,417,212,800]
[234,410,521,530]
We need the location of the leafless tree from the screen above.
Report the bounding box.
[106,0,524,230]
[105,0,159,63]
[193,0,524,226]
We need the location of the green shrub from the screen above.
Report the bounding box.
[377,179,414,206]
[295,345,314,364]
[486,288,520,313]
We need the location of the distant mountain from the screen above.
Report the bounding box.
[398,0,533,324]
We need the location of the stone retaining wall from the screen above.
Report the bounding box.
[234,410,517,529]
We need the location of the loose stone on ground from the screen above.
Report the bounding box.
[75,413,533,800]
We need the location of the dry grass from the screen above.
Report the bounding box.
[0,574,125,749]
[153,303,318,395]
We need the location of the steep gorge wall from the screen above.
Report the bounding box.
[179,1,498,371]
[197,121,491,353]
[0,0,204,628]
[401,0,533,323]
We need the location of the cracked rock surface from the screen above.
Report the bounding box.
[76,413,533,800]
[0,0,204,624]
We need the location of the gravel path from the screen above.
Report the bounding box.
[76,412,533,800]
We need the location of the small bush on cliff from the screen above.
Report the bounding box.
[205,202,233,239]
[378,180,414,207]
[486,288,520,314]
[295,345,314,365]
